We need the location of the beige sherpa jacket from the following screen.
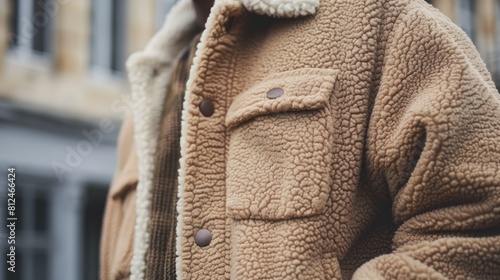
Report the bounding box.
[101,0,500,279]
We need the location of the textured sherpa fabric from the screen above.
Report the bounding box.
[100,0,500,279]
[239,0,320,17]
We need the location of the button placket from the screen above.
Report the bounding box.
[185,9,241,276]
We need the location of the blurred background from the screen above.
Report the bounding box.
[0,0,499,280]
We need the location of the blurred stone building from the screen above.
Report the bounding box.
[0,0,498,280]
[428,0,500,86]
[0,0,177,280]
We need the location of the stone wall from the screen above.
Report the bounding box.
[0,0,157,121]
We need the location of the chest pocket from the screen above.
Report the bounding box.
[225,69,338,220]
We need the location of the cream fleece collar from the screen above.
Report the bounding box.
[240,0,320,17]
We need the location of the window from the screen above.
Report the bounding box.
[455,0,476,41]
[8,0,20,47]
[8,0,54,58]
[0,176,51,280]
[32,0,53,53]
[90,0,127,75]
[83,186,108,280]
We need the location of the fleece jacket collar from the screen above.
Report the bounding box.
[240,0,320,17]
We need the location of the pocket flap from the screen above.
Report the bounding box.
[226,69,338,129]
[225,69,338,220]
[110,172,138,199]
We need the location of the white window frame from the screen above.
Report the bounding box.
[7,0,54,66]
[90,0,127,78]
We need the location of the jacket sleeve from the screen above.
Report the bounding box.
[354,4,500,279]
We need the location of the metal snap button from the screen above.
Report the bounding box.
[266,88,284,99]
[199,99,215,117]
[194,229,212,247]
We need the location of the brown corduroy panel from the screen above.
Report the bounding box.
[145,34,201,280]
